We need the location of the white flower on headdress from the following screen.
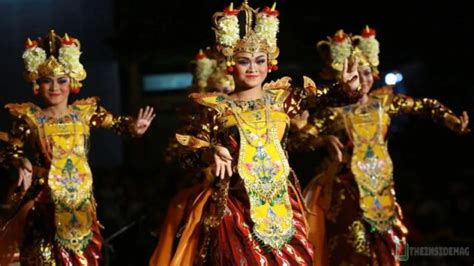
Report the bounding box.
[58,44,83,75]
[216,15,240,47]
[254,13,279,49]
[330,39,352,71]
[357,36,380,67]
[22,47,47,73]
[195,57,217,88]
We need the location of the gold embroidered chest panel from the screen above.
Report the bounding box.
[335,97,396,231]
[7,98,99,253]
[194,87,296,249]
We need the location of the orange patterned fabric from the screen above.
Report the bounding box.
[149,184,207,266]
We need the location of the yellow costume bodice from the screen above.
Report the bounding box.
[192,82,297,249]
[334,96,396,231]
[6,98,99,253]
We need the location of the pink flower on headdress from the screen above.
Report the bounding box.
[24,38,38,49]
[61,33,76,45]
[361,26,376,38]
[224,3,239,16]
[333,30,348,43]
[195,50,207,60]
[263,3,279,17]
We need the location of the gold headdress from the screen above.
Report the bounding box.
[317,26,380,80]
[212,1,280,73]
[22,30,86,94]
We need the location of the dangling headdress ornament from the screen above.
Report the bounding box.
[22,30,87,94]
[212,1,280,73]
[317,26,380,80]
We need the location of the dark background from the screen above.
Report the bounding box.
[0,0,473,265]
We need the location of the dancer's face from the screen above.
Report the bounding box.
[232,52,268,90]
[358,65,374,95]
[38,75,70,106]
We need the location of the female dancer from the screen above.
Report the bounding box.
[0,30,155,265]
[304,27,469,266]
[155,2,363,265]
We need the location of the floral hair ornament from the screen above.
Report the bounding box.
[190,47,235,93]
[317,26,381,80]
[212,1,280,73]
[352,25,380,78]
[22,30,87,94]
[193,48,218,91]
[317,29,352,75]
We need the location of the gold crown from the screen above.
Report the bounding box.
[317,26,380,80]
[22,30,86,93]
[212,1,280,72]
